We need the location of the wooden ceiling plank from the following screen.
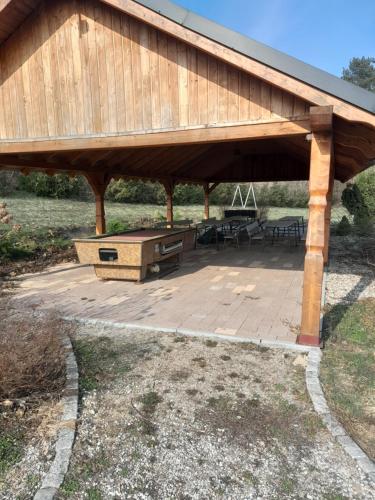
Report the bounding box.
[159,145,214,174]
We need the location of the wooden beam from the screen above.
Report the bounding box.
[0,117,311,154]
[299,128,333,346]
[102,0,375,128]
[208,182,220,194]
[0,155,70,170]
[310,105,333,132]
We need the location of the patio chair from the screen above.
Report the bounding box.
[222,222,248,248]
[245,221,264,245]
[195,222,218,247]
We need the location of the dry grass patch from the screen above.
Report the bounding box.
[0,317,66,402]
[0,296,70,497]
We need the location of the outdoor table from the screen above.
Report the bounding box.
[278,216,305,240]
[195,217,247,249]
[264,219,299,246]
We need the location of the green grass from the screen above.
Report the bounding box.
[1,192,347,232]
[86,487,102,500]
[60,478,81,496]
[73,337,133,393]
[321,299,375,460]
[0,432,22,476]
[1,193,222,230]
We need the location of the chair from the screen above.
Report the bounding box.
[246,221,268,245]
[195,221,217,247]
[222,222,248,248]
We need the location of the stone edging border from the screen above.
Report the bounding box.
[306,349,375,483]
[62,315,312,353]
[34,334,79,500]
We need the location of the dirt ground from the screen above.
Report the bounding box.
[58,324,373,500]
[0,246,77,281]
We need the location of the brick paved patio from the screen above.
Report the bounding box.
[13,243,304,343]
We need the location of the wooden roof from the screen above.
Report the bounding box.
[0,0,374,112]
[0,0,374,184]
[0,0,40,45]
[133,0,375,115]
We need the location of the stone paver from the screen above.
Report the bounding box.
[13,244,305,343]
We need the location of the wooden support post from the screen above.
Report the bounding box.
[95,192,106,235]
[204,184,210,220]
[323,162,335,264]
[203,182,219,220]
[163,180,175,228]
[85,173,111,235]
[298,106,333,347]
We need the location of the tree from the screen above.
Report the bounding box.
[342,57,375,92]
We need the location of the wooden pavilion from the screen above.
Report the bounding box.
[1,0,375,346]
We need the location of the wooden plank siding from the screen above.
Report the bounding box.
[0,0,309,141]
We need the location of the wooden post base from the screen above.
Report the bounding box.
[297,334,322,347]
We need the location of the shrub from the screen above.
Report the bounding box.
[250,182,308,208]
[0,226,71,264]
[355,167,375,217]
[0,171,19,196]
[336,216,352,236]
[106,219,128,234]
[0,236,31,262]
[18,173,90,199]
[341,181,373,235]
[353,215,374,236]
[341,183,369,219]
[173,184,203,205]
[106,179,164,204]
[0,313,66,400]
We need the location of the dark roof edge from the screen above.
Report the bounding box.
[133,0,375,115]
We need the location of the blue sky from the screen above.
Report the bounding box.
[174,0,375,77]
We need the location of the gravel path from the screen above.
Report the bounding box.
[58,324,373,499]
[325,236,375,305]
